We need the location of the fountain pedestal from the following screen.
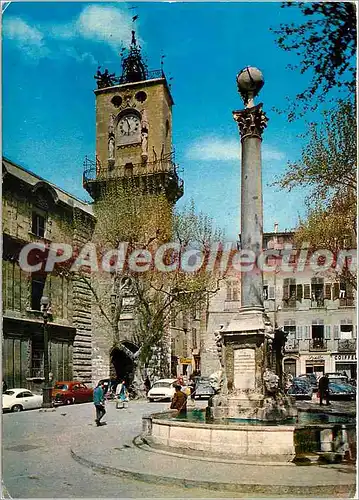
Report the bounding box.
[209,310,297,422]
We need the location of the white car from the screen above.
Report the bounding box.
[2,388,43,412]
[147,378,177,402]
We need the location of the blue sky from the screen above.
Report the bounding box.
[3,2,327,240]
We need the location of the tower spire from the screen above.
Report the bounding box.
[120,29,148,84]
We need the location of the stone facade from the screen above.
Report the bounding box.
[201,232,357,381]
[2,158,94,391]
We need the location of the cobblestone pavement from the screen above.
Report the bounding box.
[2,399,356,498]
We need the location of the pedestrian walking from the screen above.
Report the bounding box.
[3,380,8,392]
[318,373,330,406]
[144,376,151,396]
[170,384,187,415]
[93,381,106,426]
[115,380,129,409]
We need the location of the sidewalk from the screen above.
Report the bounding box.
[70,402,356,498]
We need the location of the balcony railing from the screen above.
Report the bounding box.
[339,298,354,307]
[282,299,297,309]
[337,339,357,352]
[284,339,299,353]
[83,153,182,185]
[309,339,327,351]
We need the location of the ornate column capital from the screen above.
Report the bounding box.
[233,104,268,140]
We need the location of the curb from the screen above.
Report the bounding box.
[70,447,356,497]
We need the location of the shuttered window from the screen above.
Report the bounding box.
[325,326,331,340]
[324,283,332,300]
[334,325,340,339]
[303,284,311,299]
[296,326,303,340]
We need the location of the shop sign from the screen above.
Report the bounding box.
[307,355,325,362]
[180,357,192,364]
[333,354,357,361]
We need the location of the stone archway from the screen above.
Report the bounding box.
[110,341,139,386]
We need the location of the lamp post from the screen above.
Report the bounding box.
[40,296,52,408]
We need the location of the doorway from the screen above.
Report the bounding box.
[110,341,138,386]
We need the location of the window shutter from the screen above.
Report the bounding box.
[283,279,290,300]
[347,283,354,299]
[303,284,311,299]
[268,286,275,300]
[226,283,231,301]
[296,326,303,340]
[304,326,311,339]
[333,283,340,300]
[334,325,339,339]
[233,285,238,301]
[324,284,332,300]
[354,326,357,339]
[325,326,331,340]
[296,284,303,301]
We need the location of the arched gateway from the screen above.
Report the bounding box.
[110,341,139,385]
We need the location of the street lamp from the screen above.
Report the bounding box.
[40,296,52,408]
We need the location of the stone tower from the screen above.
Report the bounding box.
[83,31,183,386]
[84,30,183,214]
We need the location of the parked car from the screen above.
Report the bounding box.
[2,388,43,412]
[193,377,215,400]
[287,378,313,400]
[52,381,93,405]
[147,378,177,402]
[328,380,356,400]
[297,373,318,391]
[327,372,349,382]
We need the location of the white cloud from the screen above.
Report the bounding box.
[262,146,285,161]
[3,17,48,58]
[186,137,285,162]
[186,137,240,161]
[74,5,134,49]
[4,5,135,63]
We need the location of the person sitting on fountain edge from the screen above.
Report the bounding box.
[170,384,187,415]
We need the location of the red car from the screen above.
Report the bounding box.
[52,381,93,405]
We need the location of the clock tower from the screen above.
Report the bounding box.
[84,30,183,208]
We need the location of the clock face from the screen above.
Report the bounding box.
[118,114,141,137]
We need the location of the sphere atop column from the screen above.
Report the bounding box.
[236,67,264,107]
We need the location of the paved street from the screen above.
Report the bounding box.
[2,399,238,499]
[2,399,356,498]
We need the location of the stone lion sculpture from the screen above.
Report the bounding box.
[263,368,279,395]
[209,370,224,394]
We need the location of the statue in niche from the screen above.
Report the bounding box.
[108,136,115,160]
[141,131,148,160]
[141,109,149,160]
[108,114,115,135]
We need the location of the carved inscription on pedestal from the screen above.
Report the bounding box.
[234,348,256,390]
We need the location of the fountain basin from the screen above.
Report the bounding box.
[144,410,296,456]
[142,409,356,459]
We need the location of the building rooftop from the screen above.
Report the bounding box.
[2,157,93,217]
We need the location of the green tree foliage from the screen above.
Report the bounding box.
[275,100,357,287]
[87,183,224,380]
[271,2,356,119]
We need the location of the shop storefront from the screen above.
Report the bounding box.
[304,355,326,378]
[333,353,357,380]
[179,357,193,377]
